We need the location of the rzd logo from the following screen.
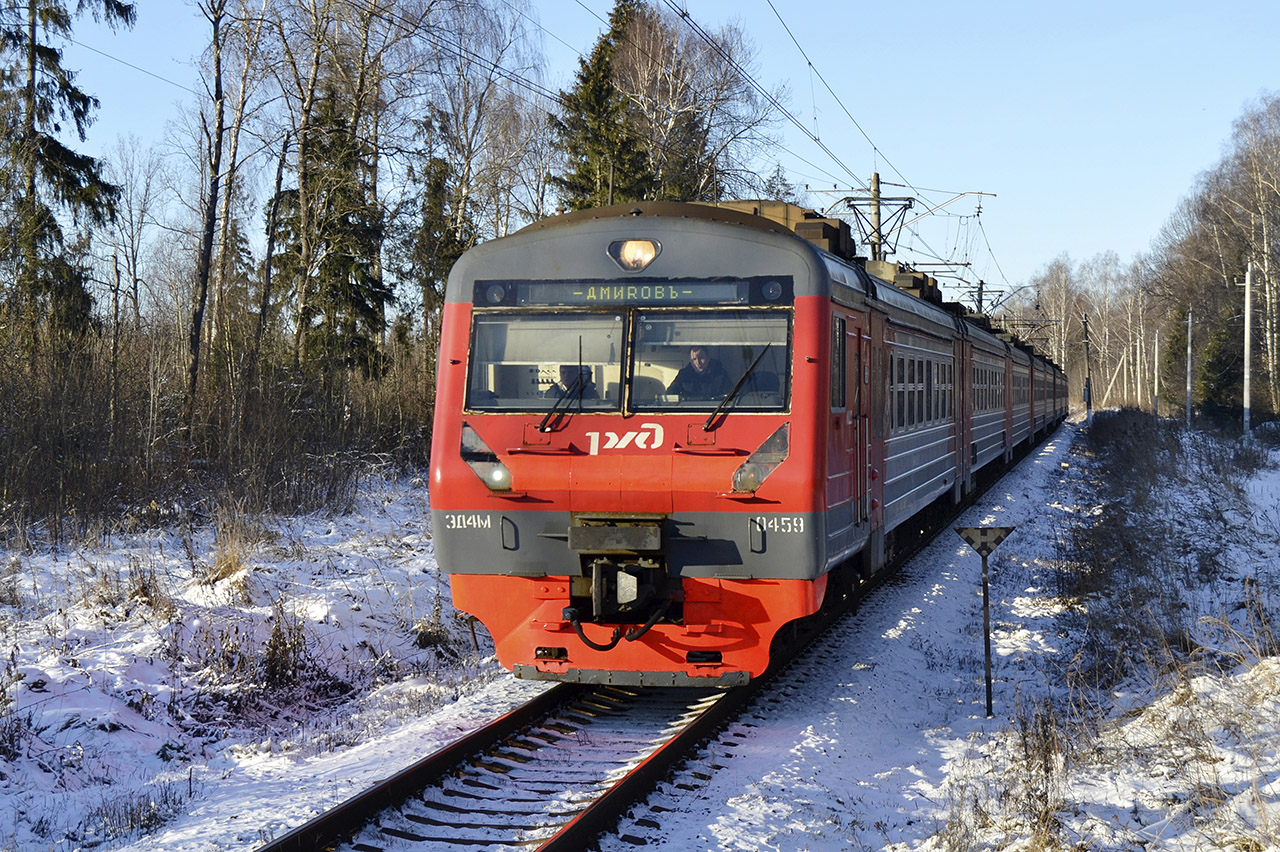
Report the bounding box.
[586,423,664,455]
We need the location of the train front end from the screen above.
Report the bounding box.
[429,203,832,686]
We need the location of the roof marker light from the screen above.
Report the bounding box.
[608,239,660,272]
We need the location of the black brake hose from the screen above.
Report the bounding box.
[622,597,672,642]
[563,607,625,651]
[563,597,673,651]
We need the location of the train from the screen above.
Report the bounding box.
[428,200,1068,687]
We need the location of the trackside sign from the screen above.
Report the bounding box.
[955,526,1015,557]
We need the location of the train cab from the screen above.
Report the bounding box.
[430,203,848,686]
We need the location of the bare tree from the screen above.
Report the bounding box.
[1207,97,1280,412]
[1029,255,1081,377]
[207,0,273,391]
[103,135,161,327]
[612,3,781,201]
[266,0,334,367]
[474,88,558,235]
[424,0,538,242]
[185,0,230,433]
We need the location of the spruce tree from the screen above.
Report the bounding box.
[762,163,803,205]
[0,0,135,333]
[392,154,471,341]
[270,86,390,380]
[551,0,653,210]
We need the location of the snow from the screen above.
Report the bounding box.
[2,414,1280,851]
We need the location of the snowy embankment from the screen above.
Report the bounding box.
[0,477,530,851]
[2,412,1279,851]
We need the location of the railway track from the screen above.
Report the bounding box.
[256,582,866,852]
[254,676,770,852]
[254,542,942,852]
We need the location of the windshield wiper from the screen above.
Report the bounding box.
[539,343,589,433]
[703,343,772,432]
[537,369,587,433]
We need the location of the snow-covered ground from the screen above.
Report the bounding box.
[2,413,1279,851]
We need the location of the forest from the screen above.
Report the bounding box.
[0,0,1276,533]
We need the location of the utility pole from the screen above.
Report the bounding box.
[1186,309,1193,428]
[1237,261,1253,439]
[816,175,993,265]
[824,173,915,263]
[1082,314,1093,418]
[870,172,882,262]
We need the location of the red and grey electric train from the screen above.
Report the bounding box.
[428,201,1067,687]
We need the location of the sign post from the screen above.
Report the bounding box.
[955,526,1016,717]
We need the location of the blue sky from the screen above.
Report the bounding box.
[64,1,1280,297]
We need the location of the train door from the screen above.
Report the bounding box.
[827,314,854,510]
[868,311,887,531]
[852,316,869,523]
[827,310,868,562]
[1003,350,1014,463]
[956,336,973,494]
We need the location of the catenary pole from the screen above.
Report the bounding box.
[1186,309,1193,428]
[1154,331,1160,417]
[1242,261,1253,438]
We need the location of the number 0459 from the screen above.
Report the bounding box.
[752,516,804,534]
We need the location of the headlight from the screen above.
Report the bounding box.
[460,424,512,492]
[732,423,789,493]
[607,239,660,272]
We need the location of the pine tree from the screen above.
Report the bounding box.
[550,0,653,209]
[0,0,135,333]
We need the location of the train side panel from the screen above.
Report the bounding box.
[1010,352,1033,449]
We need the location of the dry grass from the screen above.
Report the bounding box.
[0,318,434,545]
[75,780,191,846]
[929,410,1280,850]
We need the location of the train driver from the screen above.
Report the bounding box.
[667,345,731,399]
[544,364,597,399]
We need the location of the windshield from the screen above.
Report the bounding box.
[631,311,788,411]
[467,314,624,410]
[465,309,789,413]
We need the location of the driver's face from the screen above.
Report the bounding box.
[689,348,710,373]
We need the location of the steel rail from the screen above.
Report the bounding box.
[254,682,578,852]
[535,670,769,851]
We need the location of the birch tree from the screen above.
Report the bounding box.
[612,2,781,201]
[424,0,538,240]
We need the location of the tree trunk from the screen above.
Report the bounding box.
[248,132,290,395]
[19,1,39,331]
[185,2,227,437]
[283,9,327,370]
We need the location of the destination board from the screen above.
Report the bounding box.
[474,277,792,308]
[528,281,738,305]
